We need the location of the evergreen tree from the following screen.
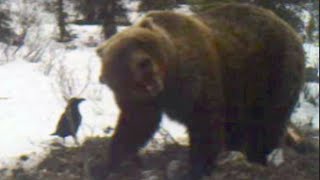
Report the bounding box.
[69,0,128,25]
[98,0,129,39]
[56,0,72,42]
[0,1,14,43]
[139,0,178,11]
[304,0,319,43]
[68,0,128,39]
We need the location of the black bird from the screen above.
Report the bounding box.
[51,97,85,145]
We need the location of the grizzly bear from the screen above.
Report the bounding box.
[94,3,305,180]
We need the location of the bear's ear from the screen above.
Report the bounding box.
[96,39,113,58]
[96,45,104,58]
[139,17,158,30]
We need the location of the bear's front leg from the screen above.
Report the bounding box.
[91,101,162,180]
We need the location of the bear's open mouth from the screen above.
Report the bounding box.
[136,80,163,97]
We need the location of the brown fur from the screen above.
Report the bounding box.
[95,4,304,180]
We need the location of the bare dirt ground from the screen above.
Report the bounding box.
[1,133,318,180]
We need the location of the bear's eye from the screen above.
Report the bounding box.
[137,58,152,70]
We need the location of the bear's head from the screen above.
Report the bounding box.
[97,19,175,102]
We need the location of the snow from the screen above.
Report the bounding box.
[123,0,143,23]
[291,83,319,128]
[0,19,119,168]
[304,43,320,68]
[174,4,193,15]
[122,0,193,24]
[0,60,61,168]
[0,0,318,171]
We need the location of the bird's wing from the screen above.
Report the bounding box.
[65,105,77,136]
[51,112,68,135]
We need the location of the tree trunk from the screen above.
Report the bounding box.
[57,0,69,42]
[102,0,117,39]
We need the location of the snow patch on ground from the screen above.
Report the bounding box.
[0,60,62,170]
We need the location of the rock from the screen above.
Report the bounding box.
[166,160,188,180]
[267,148,284,167]
[141,170,161,180]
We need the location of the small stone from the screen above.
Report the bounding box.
[166,160,187,180]
[267,148,284,167]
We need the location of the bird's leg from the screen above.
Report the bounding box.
[73,136,80,146]
[62,138,66,146]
